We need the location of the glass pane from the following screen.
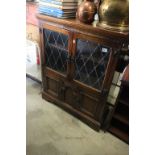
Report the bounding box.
[74,39,110,90]
[44,29,68,49]
[44,29,68,75]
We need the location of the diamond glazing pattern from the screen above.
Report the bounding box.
[44,29,68,75]
[74,39,110,90]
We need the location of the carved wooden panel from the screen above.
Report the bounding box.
[46,77,59,97]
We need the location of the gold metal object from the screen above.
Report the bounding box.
[97,0,129,32]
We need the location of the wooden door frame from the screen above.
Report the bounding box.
[40,22,73,81]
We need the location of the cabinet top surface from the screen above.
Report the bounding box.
[36,14,129,40]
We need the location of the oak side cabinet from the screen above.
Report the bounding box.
[37,14,129,131]
[108,65,129,143]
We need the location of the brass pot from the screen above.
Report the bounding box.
[98,0,129,31]
[77,0,97,24]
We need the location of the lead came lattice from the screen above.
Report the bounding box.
[74,39,110,90]
[44,29,68,75]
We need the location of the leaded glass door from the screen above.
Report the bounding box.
[43,25,70,77]
[73,36,111,91]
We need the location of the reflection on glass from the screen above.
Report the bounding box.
[44,29,68,75]
[74,39,110,90]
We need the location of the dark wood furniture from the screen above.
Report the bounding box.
[37,14,129,131]
[108,65,129,143]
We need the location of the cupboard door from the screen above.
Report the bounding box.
[43,25,71,77]
[73,36,111,91]
[46,76,59,98]
[64,86,98,118]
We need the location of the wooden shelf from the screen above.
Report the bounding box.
[107,65,129,143]
[119,99,129,106]
[113,113,129,125]
[119,91,128,103]
[109,126,129,143]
